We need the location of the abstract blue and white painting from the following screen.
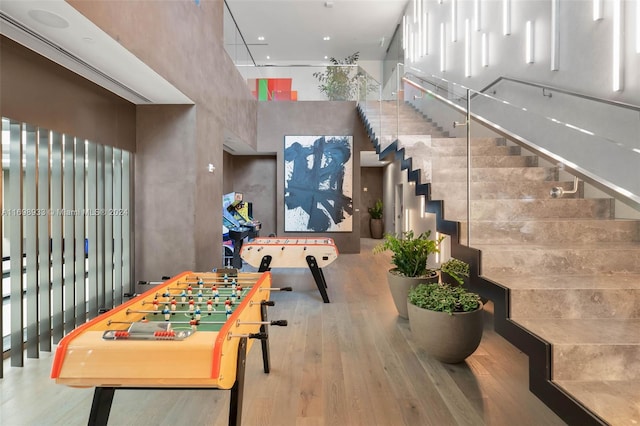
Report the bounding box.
[284,135,353,232]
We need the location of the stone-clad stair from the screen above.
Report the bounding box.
[358,100,640,425]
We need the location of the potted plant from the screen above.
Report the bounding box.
[313,52,362,101]
[407,259,483,363]
[373,230,445,318]
[368,199,384,239]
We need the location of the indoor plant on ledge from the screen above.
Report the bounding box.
[373,230,445,318]
[368,199,384,239]
[407,258,483,363]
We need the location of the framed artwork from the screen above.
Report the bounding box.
[284,135,353,232]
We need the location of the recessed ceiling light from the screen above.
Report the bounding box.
[28,9,69,29]
[323,36,331,41]
[266,55,270,59]
[258,36,265,41]
[324,55,328,59]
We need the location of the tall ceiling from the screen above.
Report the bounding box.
[225,0,407,64]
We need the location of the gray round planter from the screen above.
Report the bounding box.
[386,269,438,319]
[407,302,484,363]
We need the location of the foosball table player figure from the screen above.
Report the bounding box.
[51,270,290,426]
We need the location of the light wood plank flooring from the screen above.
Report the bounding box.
[0,239,565,426]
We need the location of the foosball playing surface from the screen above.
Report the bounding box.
[51,270,275,389]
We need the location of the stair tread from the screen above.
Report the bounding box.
[553,379,640,425]
[482,273,640,289]
[514,318,640,344]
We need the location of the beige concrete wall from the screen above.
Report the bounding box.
[68,0,258,277]
[0,36,136,151]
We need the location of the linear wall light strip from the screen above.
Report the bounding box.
[526,20,534,63]
[452,0,458,42]
[474,0,481,31]
[465,19,471,76]
[440,22,446,71]
[551,0,559,70]
[424,11,429,55]
[503,0,511,35]
[593,0,603,21]
[418,5,423,57]
[403,15,407,51]
[613,0,623,91]
[637,0,640,53]
[414,0,417,23]
[482,32,488,66]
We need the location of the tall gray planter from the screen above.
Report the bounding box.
[370,218,384,239]
[386,269,438,319]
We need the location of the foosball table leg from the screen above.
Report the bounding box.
[306,255,330,303]
[260,303,271,374]
[229,337,248,426]
[88,387,115,426]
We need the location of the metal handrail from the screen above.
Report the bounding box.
[400,76,640,211]
[478,76,640,111]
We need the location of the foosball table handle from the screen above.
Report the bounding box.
[270,320,288,326]
[248,332,268,340]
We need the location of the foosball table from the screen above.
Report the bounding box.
[240,237,338,303]
[51,270,288,426]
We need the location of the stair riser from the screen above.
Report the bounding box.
[431,145,521,156]
[481,248,640,275]
[553,345,640,381]
[432,156,538,169]
[460,220,640,244]
[432,181,581,201]
[510,289,640,319]
[445,199,613,221]
[433,167,558,182]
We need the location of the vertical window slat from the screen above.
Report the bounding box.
[74,140,86,324]
[50,132,63,342]
[9,120,24,367]
[112,149,122,305]
[86,142,98,318]
[37,129,51,351]
[24,124,38,358]
[104,146,114,309]
[63,136,75,333]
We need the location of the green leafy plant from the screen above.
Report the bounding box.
[440,258,470,285]
[313,52,362,101]
[368,199,383,219]
[373,230,445,278]
[408,281,480,314]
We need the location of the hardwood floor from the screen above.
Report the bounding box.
[0,239,565,426]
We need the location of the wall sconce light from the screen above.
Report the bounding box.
[503,0,511,35]
[403,15,407,50]
[526,20,534,63]
[465,19,471,76]
[440,22,446,71]
[593,0,603,21]
[551,0,559,70]
[637,0,640,53]
[612,0,623,91]
[482,32,489,67]
[452,0,458,42]
[423,11,429,55]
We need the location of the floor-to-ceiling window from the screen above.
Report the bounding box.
[1,117,133,374]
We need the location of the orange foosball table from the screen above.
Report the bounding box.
[240,237,339,303]
[51,270,288,426]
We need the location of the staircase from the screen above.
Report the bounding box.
[358,100,640,426]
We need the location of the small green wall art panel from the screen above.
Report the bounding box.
[284,135,353,232]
